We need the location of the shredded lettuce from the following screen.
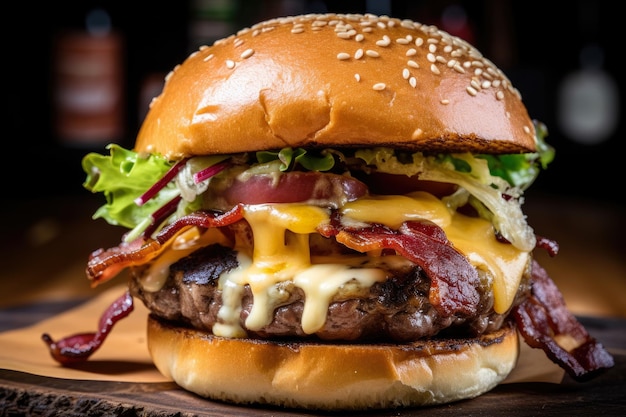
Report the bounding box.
[83,121,553,251]
[256,148,335,171]
[354,122,554,252]
[476,121,554,190]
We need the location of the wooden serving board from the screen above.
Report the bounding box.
[2,316,625,417]
[1,355,625,416]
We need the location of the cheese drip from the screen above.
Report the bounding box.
[220,205,387,335]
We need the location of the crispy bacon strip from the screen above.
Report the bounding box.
[87,239,161,285]
[319,219,480,317]
[42,291,134,365]
[155,204,244,244]
[513,260,614,381]
[86,205,244,285]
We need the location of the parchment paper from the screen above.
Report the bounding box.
[0,284,564,384]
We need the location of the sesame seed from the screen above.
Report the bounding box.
[428,44,437,53]
[430,64,440,74]
[415,37,424,47]
[376,35,391,46]
[373,82,386,90]
[524,126,531,134]
[481,80,491,89]
[496,91,504,100]
[291,27,305,34]
[203,53,214,62]
[355,33,364,41]
[366,50,380,58]
[234,38,244,47]
[453,64,465,73]
[409,77,417,88]
[402,68,410,79]
[406,48,417,56]
[240,48,254,59]
[407,60,419,69]
[441,99,450,105]
[427,53,436,62]
[412,128,424,139]
[226,60,235,69]
[354,48,364,59]
[355,73,361,82]
[337,52,351,60]
[466,86,478,96]
[396,38,410,45]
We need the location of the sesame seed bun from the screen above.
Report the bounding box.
[147,315,519,410]
[135,13,536,160]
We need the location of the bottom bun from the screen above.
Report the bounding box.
[147,315,519,410]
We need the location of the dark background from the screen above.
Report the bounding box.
[5,0,622,204]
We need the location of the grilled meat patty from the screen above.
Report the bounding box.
[129,243,529,342]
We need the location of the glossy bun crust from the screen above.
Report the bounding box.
[135,14,536,160]
[147,315,519,410]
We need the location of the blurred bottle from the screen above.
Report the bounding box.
[53,5,125,148]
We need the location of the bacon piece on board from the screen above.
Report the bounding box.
[513,260,614,381]
[42,291,134,365]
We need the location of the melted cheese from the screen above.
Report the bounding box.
[140,193,530,337]
[223,205,386,334]
[341,191,452,229]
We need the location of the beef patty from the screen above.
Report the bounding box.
[129,244,527,342]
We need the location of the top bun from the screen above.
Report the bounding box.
[135,13,536,160]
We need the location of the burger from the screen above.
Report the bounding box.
[42,13,614,410]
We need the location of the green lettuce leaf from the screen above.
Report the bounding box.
[82,144,175,229]
[256,147,335,171]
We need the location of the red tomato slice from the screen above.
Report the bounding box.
[217,171,368,208]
